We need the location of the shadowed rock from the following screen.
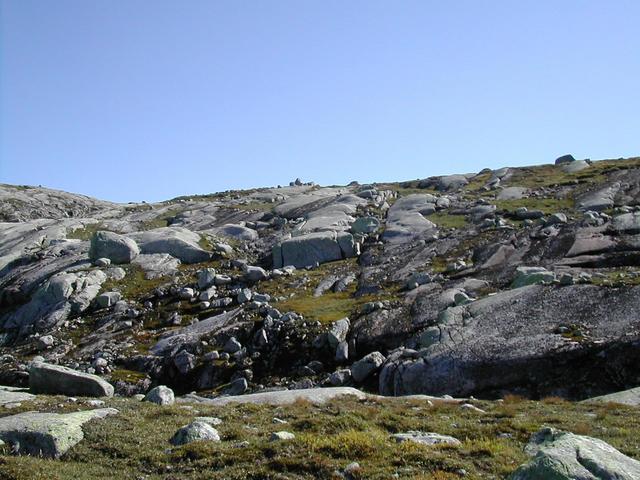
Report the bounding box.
[29,362,114,397]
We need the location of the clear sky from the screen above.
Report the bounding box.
[1,1,638,203]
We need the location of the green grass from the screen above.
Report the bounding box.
[99,265,170,301]
[66,223,105,241]
[590,269,640,287]
[426,212,467,229]
[233,201,275,212]
[260,259,399,324]
[0,394,638,479]
[495,196,574,214]
[139,208,181,230]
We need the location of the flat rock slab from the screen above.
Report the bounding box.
[180,387,368,406]
[0,389,35,406]
[29,362,114,397]
[583,386,640,406]
[0,408,118,458]
[509,427,640,480]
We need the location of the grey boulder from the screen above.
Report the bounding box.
[170,421,220,446]
[89,231,139,264]
[29,362,114,397]
[144,385,175,405]
[351,351,386,383]
[129,227,210,264]
[511,266,555,288]
[272,231,358,268]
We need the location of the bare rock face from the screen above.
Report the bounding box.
[3,157,640,404]
[379,285,640,399]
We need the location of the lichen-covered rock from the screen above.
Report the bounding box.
[508,427,640,480]
[0,408,118,458]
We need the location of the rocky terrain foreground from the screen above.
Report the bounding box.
[1,155,640,478]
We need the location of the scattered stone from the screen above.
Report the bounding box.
[392,431,461,446]
[96,291,122,309]
[225,377,248,395]
[224,337,242,354]
[327,318,350,348]
[173,350,197,375]
[144,385,175,405]
[93,257,111,268]
[269,431,295,441]
[170,421,220,446]
[197,268,217,289]
[351,352,385,383]
[511,266,555,288]
[194,416,223,426]
[36,335,55,350]
[245,266,268,282]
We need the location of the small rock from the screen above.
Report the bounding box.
[144,385,175,405]
[170,421,220,446]
[270,431,295,441]
[223,337,242,354]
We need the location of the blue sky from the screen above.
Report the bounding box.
[1,1,638,203]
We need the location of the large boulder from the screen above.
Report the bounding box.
[29,362,114,397]
[509,427,640,479]
[612,212,640,235]
[89,231,139,264]
[215,224,258,242]
[0,408,118,458]
[128,227,210,264]
[554,154,576,165]
[351,351,386,383]
[272,231,358,268]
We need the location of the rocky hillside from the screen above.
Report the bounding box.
[2,155,640,402]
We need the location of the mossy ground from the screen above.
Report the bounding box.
[0,395,638,480]
[260,259,400,324]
